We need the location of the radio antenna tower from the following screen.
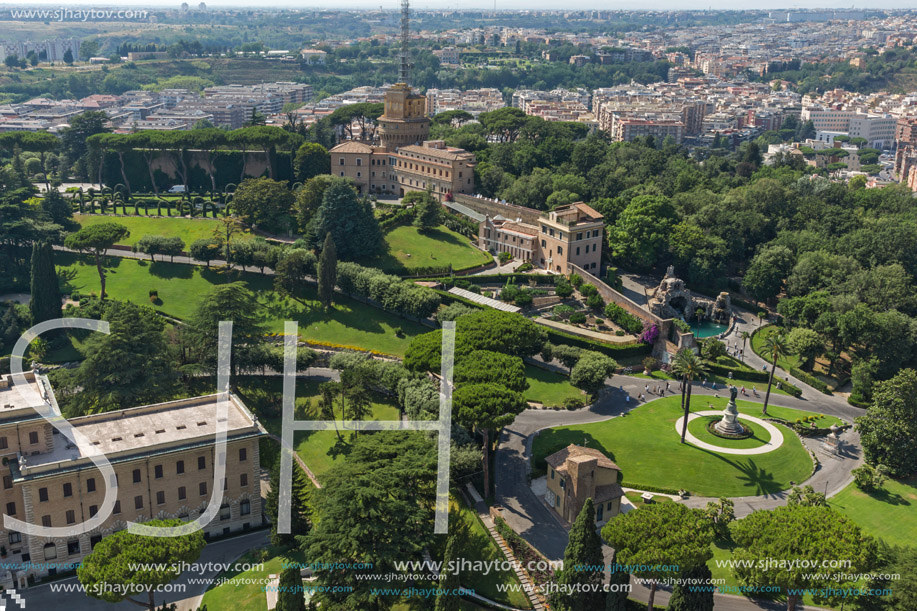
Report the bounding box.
[400,0,411,85]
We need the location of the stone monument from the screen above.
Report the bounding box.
[821,424,841,456]
[715,386,746,436]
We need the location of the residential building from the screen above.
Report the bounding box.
[300,49,327,65]
[0,371,266,589]
[544,444,623,525]
[477,201,603,273]
[433,47,461,66]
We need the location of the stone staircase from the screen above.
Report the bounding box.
[464,483,547,611]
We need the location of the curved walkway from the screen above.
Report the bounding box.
[674,410,784,455]
[495,369,862,611]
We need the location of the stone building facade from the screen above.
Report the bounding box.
[0,372,265,589]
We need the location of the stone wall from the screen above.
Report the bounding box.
[567,263,674,352]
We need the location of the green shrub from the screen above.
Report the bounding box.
[604,302,643,335]
[580,283,598,297]
[569,273,583,288]
[563,397,585,410]
[790,367,831,394]
[569,312,586,324]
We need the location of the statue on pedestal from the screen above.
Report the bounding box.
[715,386,745,436]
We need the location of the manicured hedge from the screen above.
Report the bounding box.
[423,273,559,286]
[704,362,803,397]
[790,367,832,395]
[543,327,651,359]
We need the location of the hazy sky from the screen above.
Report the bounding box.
[9,1,917,10]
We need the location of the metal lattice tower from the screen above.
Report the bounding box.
[399,0,411,85]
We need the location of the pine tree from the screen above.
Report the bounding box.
[435,533,461,611]
[275,566,306,611]
[667,564,714,611]
[317,232,337,311]
[29,241,62,326]
[549,498,605,611]
[605,551,630,611]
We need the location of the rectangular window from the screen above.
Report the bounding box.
[239,448,247,462]
[113,500,121,514]
[63,483,72,497]
[177,460,185,475]
[549,468,554,480]
[9,532,21,544]
[0,437,7,449]
[154,465,163,479]
[557,246,563,255]
[576,247,580,255]
[41,515,51,527]
[240,500,251,516]
[156,491,165,505]
[29,432,38,445]
[199,482,208,496]
[576,232,582,240]
[241,473,248,487]
[89,505,98,518]
[132,469,141,484]
[3,476,11,490]
[178,486,187,500]
[134,495,143,510]
[198,457,206,470]
[5,502,15,515]
[339,158,344,166]
[65,510,75,525]
[86,478,96,493]
[38,487,48,502]
[541,239,546,247]
[67,540,80,555]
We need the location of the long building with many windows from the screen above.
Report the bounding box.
[0,371,265,589]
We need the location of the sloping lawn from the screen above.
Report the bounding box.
[375,225,491,273]
[201,545,307,611]
[751,325,802,371]
[56,253,423,355]
[74,214,229,248]
[531,396,814,497]
[524,364,584,407]
[829,477,917,546]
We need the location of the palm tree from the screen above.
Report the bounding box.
[761,332,789,416]
[740,330,750,360]
[672,348,709,444]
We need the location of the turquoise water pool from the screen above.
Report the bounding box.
[689,320,728,338]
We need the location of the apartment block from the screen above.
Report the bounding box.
[0,372,266,589]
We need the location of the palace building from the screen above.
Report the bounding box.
[0,371,266,589]
[328,1,475,199]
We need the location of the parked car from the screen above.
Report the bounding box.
[167,185,186,194]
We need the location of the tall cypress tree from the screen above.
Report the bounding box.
[317,232,337,311]
[29,241,62,326]
[605,551,631,611]
[549,498,605,611]
[435,532,461,611]
[275,565,307,611]
[667,563,714,611]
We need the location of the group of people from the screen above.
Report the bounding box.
[727,341,745,360]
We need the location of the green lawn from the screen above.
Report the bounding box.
[74,214,231,248]
[240,377,401,480]
[751,325,802,372]
[56,253,423,355]
[374,225,491,273]
[687,415,773,450]
[201,545,307,611]
[829,477,917,546]
[524,364,584,407]
[531,396,815,497]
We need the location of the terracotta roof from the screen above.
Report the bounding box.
[330,141,375,153]
[545,444,619,472]
[595,483,625,503]
[573,202,603,219]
